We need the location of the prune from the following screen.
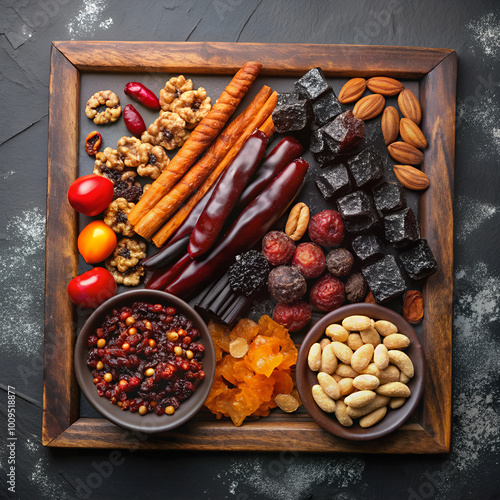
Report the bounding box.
[267,265,307,303]
[351,234,384,264]
[272,92,312,134]
[312,89,343,126]
[325,248,354,277]
[384,208,420,247]
[228,250,270,296]
[361,255,406,303]
[315,164,351,200]
[347,145,384,189]
[399,239,437,280]
[309,273,345,312]
[262,231,296,266]
[308,209,345,247]
[345,272,368,303]
[273,300,312,332]
[294,67,329,100]
[372,182,407,215]
[292,242,326,279]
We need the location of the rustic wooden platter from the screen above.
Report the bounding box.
[44,42,456,452]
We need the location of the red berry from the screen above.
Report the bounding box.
[308,210,345,247]
[309,273,345,312]
[262,231,296,266]
[292,242,326,279]
[273,301,311,332]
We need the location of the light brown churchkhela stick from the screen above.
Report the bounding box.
[128,61,262,226]
[151,97,277,247]
[136,91,278,241]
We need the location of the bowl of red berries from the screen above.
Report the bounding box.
[74,289,216,434]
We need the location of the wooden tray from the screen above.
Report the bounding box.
[43,42,456,452]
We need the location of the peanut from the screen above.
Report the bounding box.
[308,343,322,371]
[353,374,380,391]
[338,377,355,397]
[388,350,414,378]
[389,397,406,410]
[376,382,411,398]
[359,406,388,428]
[318,372,340,400]
[351,344,374,373]
[378,365,400,384]
[325,323,349,342]
[346,395,390,418]
[319,338,331,351]
[342,315,372,331]
[275,394,300,413]
[312,384,336,413]
[358,363,381,378]
[374,344,390,370]
[383,333,411,350]
[344,390,377,408]
[320,343,338,374]
[360,327,381,347]
[335,400,353,427]
[374,320,398,337]
[331,341,354,364]
[336,363,359,378]
[347,333,364,351]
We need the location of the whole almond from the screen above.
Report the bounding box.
[398,88,422,124]
[381,106,400,145]
[394,165,430,190]
[338,77,367,103]
[367,76,404,96]
[353,94,385,120]
[387,141,424,165]
[400,117,427,149]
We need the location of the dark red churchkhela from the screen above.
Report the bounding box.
[188,130,268,259]
[165,157,309,298]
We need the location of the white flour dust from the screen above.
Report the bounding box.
[414,262,500,498]
[31,457,66,499]
[2,170,16,180]
[455,195,498,241]
[67,0,113,38]
[467,12,500,61]
[0,207,46,356]
[217,455,364,499]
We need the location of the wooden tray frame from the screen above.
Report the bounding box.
[44,42,455,452]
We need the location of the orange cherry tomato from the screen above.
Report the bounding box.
[78,221,117,264]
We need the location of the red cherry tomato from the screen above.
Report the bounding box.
[67,267,117,309]
[68,175,114,216]
[78,220,117,264]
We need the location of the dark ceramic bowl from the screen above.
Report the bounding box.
[296,303,424,441]
[74,289,215,434]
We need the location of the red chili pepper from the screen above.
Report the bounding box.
[123,104,146,137]
[237,136,304,208]
[165,157,309,298]
[188,130,268,259]
[124,82,161,110]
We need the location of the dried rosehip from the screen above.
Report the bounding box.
[292,242,326,279]
[123,104,146,137]
[84,130,102,156]
[309,273,345,312]
[262,231,296,266]
[325,248,354,277]
[308,209,345,247]
[273,301,311,332]
[124,81,161,110]
[268,265,307,303]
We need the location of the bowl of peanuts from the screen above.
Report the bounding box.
[296,303,424,441]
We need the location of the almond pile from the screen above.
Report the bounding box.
[338,77,430,191]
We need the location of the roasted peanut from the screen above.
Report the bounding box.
[360,327,381,347]
[331,342,354,364]
[320,343,338,374]
[358,363,381,378]
[312,384,336,413]
[325,323,349,342]
[308,343,322,371]
[347,333,364,351]
[359,406,388,428]
[338,377,355,397]
[353,374,380,391]
[388,350,414,378]
[346,395,390,418]
[351,344,374,373]
[318,372,340,400]
[376,382,411,398]
[374,320,398,337]
[378,365,401,384]
[336,363,359,378]
[389,397,406,409]
[374,344,390,370]
[383,333,411,350]
[319,338,331,351]
[342,315,372,331]
[344,390,377,408]
[335,400,353,427]
[275,394,300,413]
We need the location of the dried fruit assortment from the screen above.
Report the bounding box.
[307,314,415,428]
[205,315,299,426]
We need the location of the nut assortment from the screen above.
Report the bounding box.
[308,314,414,428]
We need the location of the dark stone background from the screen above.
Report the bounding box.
[0,1,499,499]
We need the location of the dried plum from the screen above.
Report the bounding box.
[309,273,345,312]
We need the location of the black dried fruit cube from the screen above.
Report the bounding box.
[362,255,407,303]
[347,145,384,189]
[294,67,329,100]
[315,164,351,199]
[352,234,384,264]
[399,239,438,280]
[337,191,379,234]
[272,92,312,134]
[373,182,407,215]
[312,89,343,126]
[384,208,420,247]
[309,128,325,154]
[321,110,365,156]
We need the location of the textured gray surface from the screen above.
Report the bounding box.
[1,0,499,499]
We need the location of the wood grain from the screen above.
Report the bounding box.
[43,45,81,446]
[43,42,455,452]
[53,41,453,78]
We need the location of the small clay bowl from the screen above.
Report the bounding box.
[74,289,215,434]
[296,303,424,441]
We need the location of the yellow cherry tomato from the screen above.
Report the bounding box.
[78,220,117,264]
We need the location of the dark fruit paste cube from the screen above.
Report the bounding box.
[399,238,438,280]
[351,234,384,264]
[373,182,407,215]
[294,67,329,100]
[337,190,379,234]
[362,255,407,303]
[310,127,325,154]
[384,208,420,247]
[321,110,365,156]
[347,145,384,189]
[272,92,312,133]
[312,88,343,126]
[315,164,351,200]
